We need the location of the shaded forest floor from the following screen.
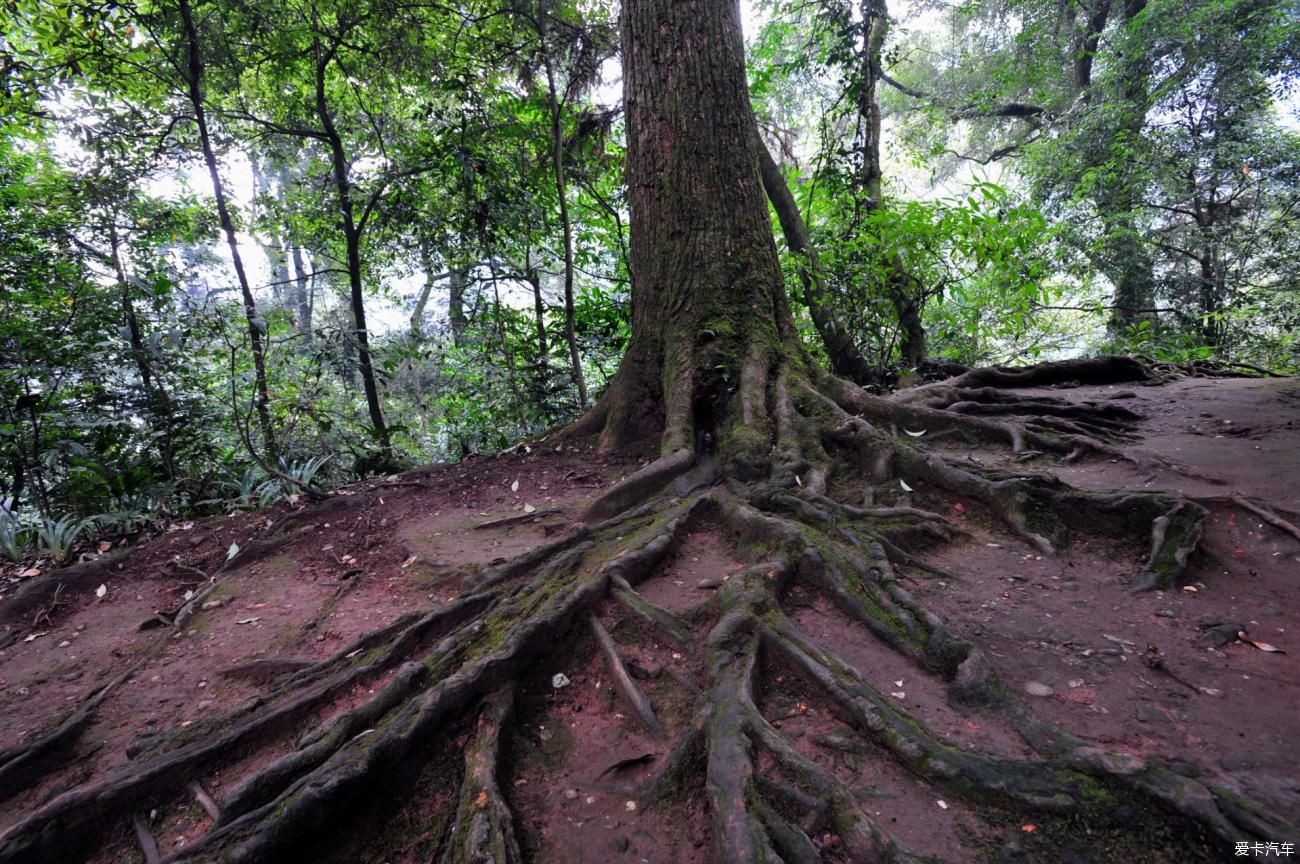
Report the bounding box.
[1,375,1297,862]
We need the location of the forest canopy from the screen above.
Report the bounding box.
[0,0,1296,539]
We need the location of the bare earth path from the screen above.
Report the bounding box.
[0,375,1297,862]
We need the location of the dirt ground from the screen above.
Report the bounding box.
[1,375,1297,862]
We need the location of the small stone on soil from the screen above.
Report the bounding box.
[1024,681,1054,697]
[1220,751,1259,771]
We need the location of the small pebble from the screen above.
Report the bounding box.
[1024,681,1054,697]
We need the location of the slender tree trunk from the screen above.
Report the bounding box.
[448,267,468,347]
[526,259,548,358]
[278,163,314,347]
[757,141,879,384]
[1102,0,1156,337]
[289,242,312,346]
[250,159,290,309]
[855,0,887,217]
[410,235,450,339]
[855,0,926,368]
[311,36,392,464]
[179,0,278,461]
[544,61,588,408]
[109,225,177,480]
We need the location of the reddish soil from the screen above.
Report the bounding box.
[1,376,1297,861]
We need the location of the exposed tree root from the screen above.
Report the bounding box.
[589,612,665,738]
[0,360,1292,863]
[1213,495,1300,543]
[442,687,523,864]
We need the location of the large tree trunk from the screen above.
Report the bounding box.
[583,0,797,465]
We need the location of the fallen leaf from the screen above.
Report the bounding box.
[226,542,240,561]
[936,800,949,810]
[899,479,913,492]
[551,672,571,688]
[24,632,47,642]
[20,567,41,578]
[1022,825,1037,833]
[400,555,418,569]
[95,584,107,598]
[511,479,519,492]
[904,429,927,437]
[235,617,262,625]
[473,790,488,809]
[97,541,112,553]
[1182,585,1198,593]
[795,474,803,487]
[523,503,536,514]
[1238,632,1285,653]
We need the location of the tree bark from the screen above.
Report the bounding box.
[179,0,278,462]
[448,266,469,347]
[589,0,797,459]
